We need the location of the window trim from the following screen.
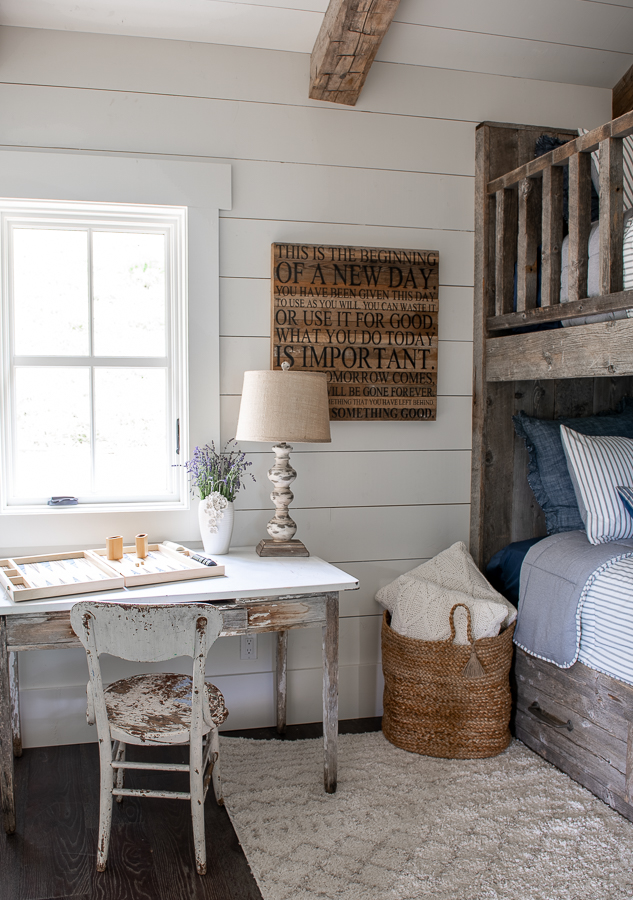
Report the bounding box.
[0,149,230,538]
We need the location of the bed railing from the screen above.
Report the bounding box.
[486,111,633,334]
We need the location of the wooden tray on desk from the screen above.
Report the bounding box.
[87,543,225,587]
[0,551,125,602]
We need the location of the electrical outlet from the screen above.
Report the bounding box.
[240,634,257,660]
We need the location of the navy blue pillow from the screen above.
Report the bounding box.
[485,538,543,607]
[513,400,633,534]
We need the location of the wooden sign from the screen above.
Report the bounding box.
[271,243,439,420]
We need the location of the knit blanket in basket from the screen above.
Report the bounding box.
[515,530,633,667]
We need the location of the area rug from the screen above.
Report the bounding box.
[220,732,633,900]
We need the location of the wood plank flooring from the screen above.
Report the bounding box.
[0,718,382,900]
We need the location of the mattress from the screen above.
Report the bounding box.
[497,533,633,687]
[577,554,633,686]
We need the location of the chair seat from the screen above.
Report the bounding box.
[104,673,228,744]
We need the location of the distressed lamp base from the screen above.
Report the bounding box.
[256,539,310,558]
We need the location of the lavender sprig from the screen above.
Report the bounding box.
[178,440,255,501]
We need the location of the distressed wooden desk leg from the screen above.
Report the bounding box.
[323,592,339,794]
[0,617,16,833]
[276,630,288,734]
[9,653,21,758]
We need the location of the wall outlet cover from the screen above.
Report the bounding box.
[240,634,258,660]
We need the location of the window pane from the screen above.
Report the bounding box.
[93,232,166,357]
[94,368,169,496]
[14,367,91,498]
[13,229,89,356]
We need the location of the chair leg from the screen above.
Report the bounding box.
[96,741,115,872]
[210,728,223,806]
[115,742,126,802]
[190,739,207,875]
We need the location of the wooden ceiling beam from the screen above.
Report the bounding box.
[309,0,401,106]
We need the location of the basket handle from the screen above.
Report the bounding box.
[449,603,485,678]
[448,603,474,645]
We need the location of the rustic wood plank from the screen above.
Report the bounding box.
[9,652,21,758]
[494,188,517,316]
[568,152,592,304]
[510,381,552,541]
[515,650,631,739]
[516,691,627,779]
[0,617,16,834]
[275,630,288,735]
[486,318,633,382]
[515,647,633,740]
[487,288,633,332]
[515,718,633,823]
[541,165,564,307]
[471,123,526,568]
[516,178,541,312]
[626,723,633,804]
[309,0,401,106]
[593,374,633,412]
[613,62,633,119]
[554,378,595,419]
[322,592,339,793]
[247,599,326,632]
[599,137,624,296]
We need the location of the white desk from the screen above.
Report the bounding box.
[0,549,358,834]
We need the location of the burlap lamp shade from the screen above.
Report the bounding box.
[236,366,331,556]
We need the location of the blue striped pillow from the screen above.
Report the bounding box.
[560,426,633,544]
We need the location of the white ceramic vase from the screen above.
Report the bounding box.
[198,497,234,556]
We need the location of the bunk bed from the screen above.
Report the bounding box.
[472,116,633,822]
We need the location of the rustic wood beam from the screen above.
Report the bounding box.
[309,0,400,106]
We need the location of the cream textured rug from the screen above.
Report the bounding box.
[221,732,633,900]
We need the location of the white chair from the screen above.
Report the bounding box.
[70,601,228,875]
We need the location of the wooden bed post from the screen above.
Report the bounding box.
[470,122,578,569]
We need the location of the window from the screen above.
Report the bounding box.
[0,200,188,511]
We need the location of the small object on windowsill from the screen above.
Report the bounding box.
[47,496,78,507]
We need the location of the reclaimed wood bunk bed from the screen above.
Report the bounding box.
[472,115,633,821]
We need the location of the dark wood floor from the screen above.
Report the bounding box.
[0,718,382,900]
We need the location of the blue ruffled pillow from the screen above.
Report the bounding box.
[513,400,633,534]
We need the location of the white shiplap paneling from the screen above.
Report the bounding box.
[0,26,611,745]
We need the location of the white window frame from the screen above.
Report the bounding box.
[0,149,230,547]
[1,199,189,512]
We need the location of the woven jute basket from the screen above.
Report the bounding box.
[381,603,515,759]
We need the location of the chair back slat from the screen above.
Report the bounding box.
[70,602,223,662]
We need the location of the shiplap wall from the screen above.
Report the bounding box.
[0,25,611,747]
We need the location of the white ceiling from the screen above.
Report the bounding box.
[1,0,632,89]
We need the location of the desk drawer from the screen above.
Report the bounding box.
[4,611,80,651]
[246,598,326,632]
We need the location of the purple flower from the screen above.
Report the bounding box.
[177,440,255,501]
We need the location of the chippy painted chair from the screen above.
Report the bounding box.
[70,601,228,875]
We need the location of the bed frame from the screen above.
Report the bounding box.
[472,118,633,821]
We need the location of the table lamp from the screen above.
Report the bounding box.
[235,363,331,556]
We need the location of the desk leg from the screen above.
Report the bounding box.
[0,617,16,833]
[9,654,21,758]
[276,631,288,735]
[323,592,339,794]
